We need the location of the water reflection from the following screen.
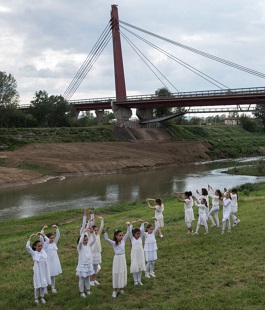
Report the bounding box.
[0,157,264,221]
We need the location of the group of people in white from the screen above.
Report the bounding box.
[175,184,240,235]
[25,186,239,304]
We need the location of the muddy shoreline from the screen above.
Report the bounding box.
[0,141,210,189]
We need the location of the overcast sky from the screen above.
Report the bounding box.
[1,0,265,106]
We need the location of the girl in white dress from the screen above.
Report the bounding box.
[175,191,194,234]
[230,188,240,226]
[26,232,51,304]
[208,185,222,228]
[144,218,159,278]
[129,219,146,285]
[192,196,209,234]
[89,216,104,286]
[76,226,96,298]
[40,225,62,293]
[104,223,130,298]
[221,191,232,234]
[146,198,164,238]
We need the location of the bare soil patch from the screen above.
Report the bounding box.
[0,140,210,188]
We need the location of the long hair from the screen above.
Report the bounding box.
[132,227,140,237]
[201,198,208,208]
[113,229,122,245]
[155,198,162,206]
[216,189,222,200]
[231,188,238,199]
[201,188,208,196]
[145,224,153,232]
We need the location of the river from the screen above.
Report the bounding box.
[0,157,264,221]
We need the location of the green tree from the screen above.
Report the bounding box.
[29,90,75,127]
[0,71,19,106]
[253,104,265,130]
[154,87,173,117]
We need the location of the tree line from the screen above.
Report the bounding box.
[1,71,265,131]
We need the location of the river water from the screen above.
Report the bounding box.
[0,157,264,221]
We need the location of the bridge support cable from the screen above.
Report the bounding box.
[63,22,112,100]
[120,20,265,80]
[120,24,229,90]
[120,31,180,93]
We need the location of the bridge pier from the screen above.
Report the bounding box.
[136,108,154,122]
[111,102,132,126]
[95,109,105,125]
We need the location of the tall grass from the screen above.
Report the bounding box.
[0,190,265,309]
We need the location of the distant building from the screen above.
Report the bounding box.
[224,118,240,125]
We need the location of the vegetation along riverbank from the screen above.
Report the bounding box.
[1,182,265,309]
[1,124,265,188]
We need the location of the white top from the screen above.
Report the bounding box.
[40,227,60,252]
[80,213,95,236]
[184,197,193,210]
[155,204,164,219]
[26,237,49,262]
[196,194,209,207]
[222,197,232,217]
[104,226,130,255]
[194,201,208,215]
[77,232,96,265]
[231,193,238,207]
[208,189,221,207]
[90,218,104,254]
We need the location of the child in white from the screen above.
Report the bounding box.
[76,226,96,298]
[90,216,104,286]
[26,232,51,304]
[221,191,232,234]
[196,188,209,217]
[175,191,194,234]
[230,188,240,226]
[104,223,130,298]
[192,196,209,234]
[144,218,159,278]
[146,198,164,238]
[208,185,222,228]
[40,225,62,293]
[129,220,146,285]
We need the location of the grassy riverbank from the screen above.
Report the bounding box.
[1,183,265,310]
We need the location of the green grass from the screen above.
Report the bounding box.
[1,190,265,309]
[16,161,54,175]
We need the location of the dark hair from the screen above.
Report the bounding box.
[32,240,41,251]
[145,224,153,232]
[201,188,208,196]
[113,229,122,245]
[77,234,88,244]
[46,233,53,239]
[201,198,208,208]
[92,225,98,230]
[231,188,238,199]
[216,189,222,199]
[184,191,192,197]
[155,198,162,206]
[132,227,140,237]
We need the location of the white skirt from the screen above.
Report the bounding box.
[145,249,157,262]
[33,259,51,289]
[185,209,195,223]
[47,253,62,277]
[155,216,164,228]
[112,254,127,289]
[92,252,102,265]
[76,262,95,278]
[130,245,146,273]
[231,205,238,213]
[198,214,207,226]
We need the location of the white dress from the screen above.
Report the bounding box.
[144,224,159,262]
[184,198,194,223]
[231,193,238,213]
[76,232,96,277]
[155,204,164,228]
[40,228,62,277]
[104,226,130,289]
[26,239,51,289]
[129,224,146,273]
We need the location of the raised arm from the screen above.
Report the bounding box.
[88,229,96,247]
[80,209,87,236]
[53,225,60,244]
[174,192,185,203]
[98,216,104,235]
[122,222,131,243]
[26,233,37,256]
[146,199,156,210]
[40,225,48,244]
[104,226,115,246]
[89,210,95,227]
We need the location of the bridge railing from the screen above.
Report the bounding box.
[68,86,265,106]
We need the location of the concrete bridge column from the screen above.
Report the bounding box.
[95,109,105,125]
[111,102,132,126]
[136,108,154,121]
